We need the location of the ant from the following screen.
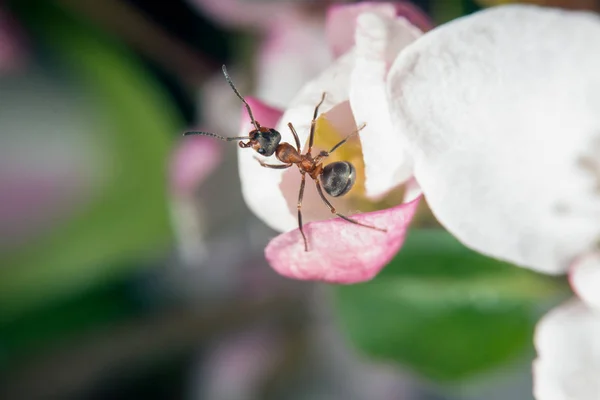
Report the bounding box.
[184,65,386,251]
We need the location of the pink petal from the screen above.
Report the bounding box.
[170,135,222,195]
[392,3,434,33]
[265,196,421,283]
[325,2,430,59]
[243,96,283,128]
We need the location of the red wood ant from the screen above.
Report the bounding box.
[184,65,386,251]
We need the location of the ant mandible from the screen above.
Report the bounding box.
[184,65,386,251]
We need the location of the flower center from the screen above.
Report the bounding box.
[312,103,409,214]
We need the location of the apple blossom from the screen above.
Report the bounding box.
[234,2,431,283]
[380,4,600,400]
[386,4,600,275]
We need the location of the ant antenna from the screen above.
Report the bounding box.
[327,123,367,154]
[221,65,261,133]
[183,131,250,141]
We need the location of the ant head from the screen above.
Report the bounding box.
[182,65,282,157]
[245,127,281,156]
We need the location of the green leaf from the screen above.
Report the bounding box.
[334,229,569,382]
[0,1,180,320]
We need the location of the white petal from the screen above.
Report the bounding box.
[350,12,421,198]
[534,299,600,400]
[387,5,600,273]
[571,251,600,310]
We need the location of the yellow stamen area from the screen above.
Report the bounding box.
[313,114,367,198]
[312,113,410,214]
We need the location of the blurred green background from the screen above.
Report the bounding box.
[1,0,594,399]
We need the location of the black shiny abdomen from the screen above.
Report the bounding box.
[254,128,281,156]
[320,161,356,197]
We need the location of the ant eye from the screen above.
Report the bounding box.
[257,148,266,155]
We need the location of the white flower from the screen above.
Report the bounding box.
[386,4,600,275]
[235,2,430,283]
[382,5,600,400]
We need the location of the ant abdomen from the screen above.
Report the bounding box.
[321,161,356,197]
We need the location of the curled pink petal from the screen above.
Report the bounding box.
[392,2,433,33]
[265,196,421,283]
[325,2,431,58]
[170,135,222,195]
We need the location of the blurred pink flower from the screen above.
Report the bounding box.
[190,288,419,400]
[0,8,27,73]
[168,135,223,267]
[236,2,430,283]
[170,135,222,197]
[0,74,107,250]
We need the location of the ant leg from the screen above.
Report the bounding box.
[306,92,327,155]
[297,172,309,251]
[255,158,292,169]
[326,123,367,156]
[313,123,367,164]
[287,122,302,152]
[314,180,386,232]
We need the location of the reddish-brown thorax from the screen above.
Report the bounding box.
[276,143,324,179]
